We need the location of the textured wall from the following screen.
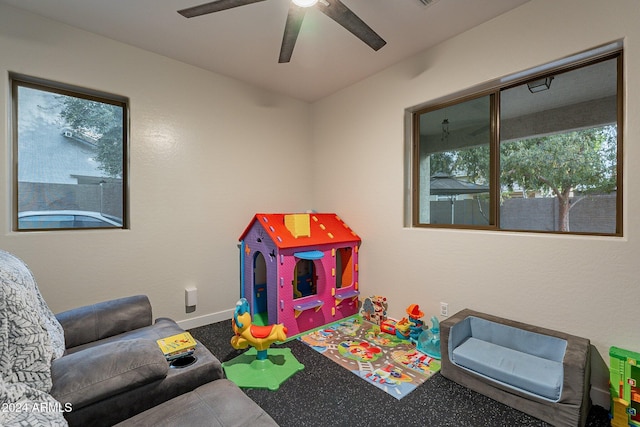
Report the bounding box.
[0,4,313,327]
[311,0,640,407]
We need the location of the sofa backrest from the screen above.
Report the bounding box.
[452,316,567,362]
[56,295,152,349]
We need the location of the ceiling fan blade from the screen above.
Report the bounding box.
[178,0,267,18]
[279,5,306,63]
[317,0,386,51]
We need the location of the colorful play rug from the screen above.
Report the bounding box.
[298,316,441,400]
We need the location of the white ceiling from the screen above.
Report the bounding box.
[1,0,531,102]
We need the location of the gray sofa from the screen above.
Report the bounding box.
[114,379,279,427]
[0,249,278,427]
[440,309,591,427]
[51,295,224,426]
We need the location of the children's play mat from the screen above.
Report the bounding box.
[298,316,441,400]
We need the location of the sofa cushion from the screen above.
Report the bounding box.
[56,295,152,349]
[51,339,168,410]
[63,318,185,355]
[465,316,568,361]
[114,379,278,427]
[452,337,564,401]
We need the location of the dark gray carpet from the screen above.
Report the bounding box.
[190,320,610,427]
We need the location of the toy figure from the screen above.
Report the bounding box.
[231,298,287,360]
[223,298,304,391]
[361,295,388,325]
[395,317,411,340]
[406,304,425,342]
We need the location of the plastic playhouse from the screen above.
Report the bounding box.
[239,213,361,336]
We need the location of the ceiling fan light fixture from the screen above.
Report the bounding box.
[441,118,450,142]
[180,0,385,63]
[292,0,318,7]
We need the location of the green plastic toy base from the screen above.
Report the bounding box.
[222,347,305,391]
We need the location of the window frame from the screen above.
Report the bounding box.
[412,91,498,230]
[409,45,623,236]
[10,73,129,231]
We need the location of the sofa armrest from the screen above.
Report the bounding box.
[560,334,591,404]
[56,295,153,349]
[442,308,472,360]
[448,316,472,358]
[50,338,168,410]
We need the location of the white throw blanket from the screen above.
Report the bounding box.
[0,250,67,426]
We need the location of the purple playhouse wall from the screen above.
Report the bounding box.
[240,225,280,324]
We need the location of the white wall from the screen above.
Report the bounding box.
[0,4,313,326]
[2,0,638,408]
[312,0,640,406]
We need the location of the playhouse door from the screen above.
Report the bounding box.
[253,252,268,325]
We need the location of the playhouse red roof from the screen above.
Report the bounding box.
[239,213,360,249]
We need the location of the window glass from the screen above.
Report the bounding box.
[500,58,618,233]
[12,76,127,231]
[415,95,492,226]
[412,48,621,236]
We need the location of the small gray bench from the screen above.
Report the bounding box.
[441,309,591,427]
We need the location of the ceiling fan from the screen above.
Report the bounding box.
[178,0,386,63]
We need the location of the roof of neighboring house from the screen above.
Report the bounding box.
[430,172,489,196]
[239,213,360,249]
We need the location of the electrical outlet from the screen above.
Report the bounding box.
[440,302,449,317]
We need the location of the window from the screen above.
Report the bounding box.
[414,95,493,227]
[335,247,354,289]
[293,259,317,299]
[411,45,622,236]
[11,74,128,230]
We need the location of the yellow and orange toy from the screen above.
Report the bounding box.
[231,298,288,360]
[224,298,304,391]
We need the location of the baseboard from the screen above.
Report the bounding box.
[591,385,610,410]
[177,308,234,330]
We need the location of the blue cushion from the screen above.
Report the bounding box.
[452,337,564,401]
[467,316,567,361]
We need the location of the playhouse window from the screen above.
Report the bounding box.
[335,247,353,289]
[293,259,317,299]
